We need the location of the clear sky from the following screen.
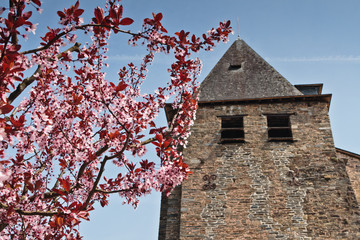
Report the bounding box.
[16,0,360,239]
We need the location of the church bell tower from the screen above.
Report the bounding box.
[158,39,360,239]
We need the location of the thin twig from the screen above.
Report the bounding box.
[20,24,137,55]
[20,214,26,240]
[95,188,130,194]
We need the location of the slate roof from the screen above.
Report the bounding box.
[199,39,303,101]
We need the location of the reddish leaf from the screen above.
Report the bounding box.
[100,198,109,207]
[74,0,80,9]
[12,76,22,82]
[35,180,42,191]
[162,139,171,149]
[57,11,65,18]
[119,18,134,26]
[55,216,64,227]
[126,162,136,171]
[0,104,14,114]
[160,26,167,33]
[190,99,197,105]
[154,13,163,22]
[14,18,25,28]
[22,11,32,20]
[151,141,160,147]
[32,0,41,6]
[59,178,71,193]
[59,159,67,168]
[10,115,25,128]
[68,202,78,210]
[5,19,13,30]
[11,67,26,74]
[49,221,56,228]
[94,7,104,23]
[25,0,37,7]
[155,134,163,143]
[109,130,120,139]
[136,134,145,139]
[225,20,231,28]
[78,211,89,220]
[14,115,24,126]
[6,205,15,217]
[115,82,127,91]
[53,188,66,196]
[27,182,34,192]
[109,8,117,20]
[118,5,123,19]
[72,93,83,105]
[19,115,25,123]
[64,182,71,193]
[99,130,107,139]
[74,9,84,17]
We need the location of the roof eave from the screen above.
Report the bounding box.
[198,94,332,106]
[336,147,360,160]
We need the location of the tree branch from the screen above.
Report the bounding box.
[0,36,11,66]
[0,202,60,217]
[8,66,41,104]
[82,130,131,210]
[76,144,109,186]
[0,1,13,64]
[28,190,60,202]
[131,136,156,148]
[55,42,82,59]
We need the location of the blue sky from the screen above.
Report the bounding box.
[16,0,360,239]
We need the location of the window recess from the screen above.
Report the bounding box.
[228,64,242,71]
[218,115,246,143]
[266,114,293,142]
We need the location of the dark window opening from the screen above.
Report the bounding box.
[222,129,245,139]
[228,64,242,71]
[222,117,243,128]
[220,116,245,143]
[294,84,323,95]
[267,115,293,142]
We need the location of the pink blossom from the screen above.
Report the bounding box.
[0,167,11,187]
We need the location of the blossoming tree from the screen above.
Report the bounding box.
[0,0,231,238]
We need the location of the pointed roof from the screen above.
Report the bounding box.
[199,39,303,101]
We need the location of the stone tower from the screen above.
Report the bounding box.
[158,39,360,239]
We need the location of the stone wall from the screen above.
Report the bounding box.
[336,149,360,207]
[158,186,181,240]
[159,99,360,239]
